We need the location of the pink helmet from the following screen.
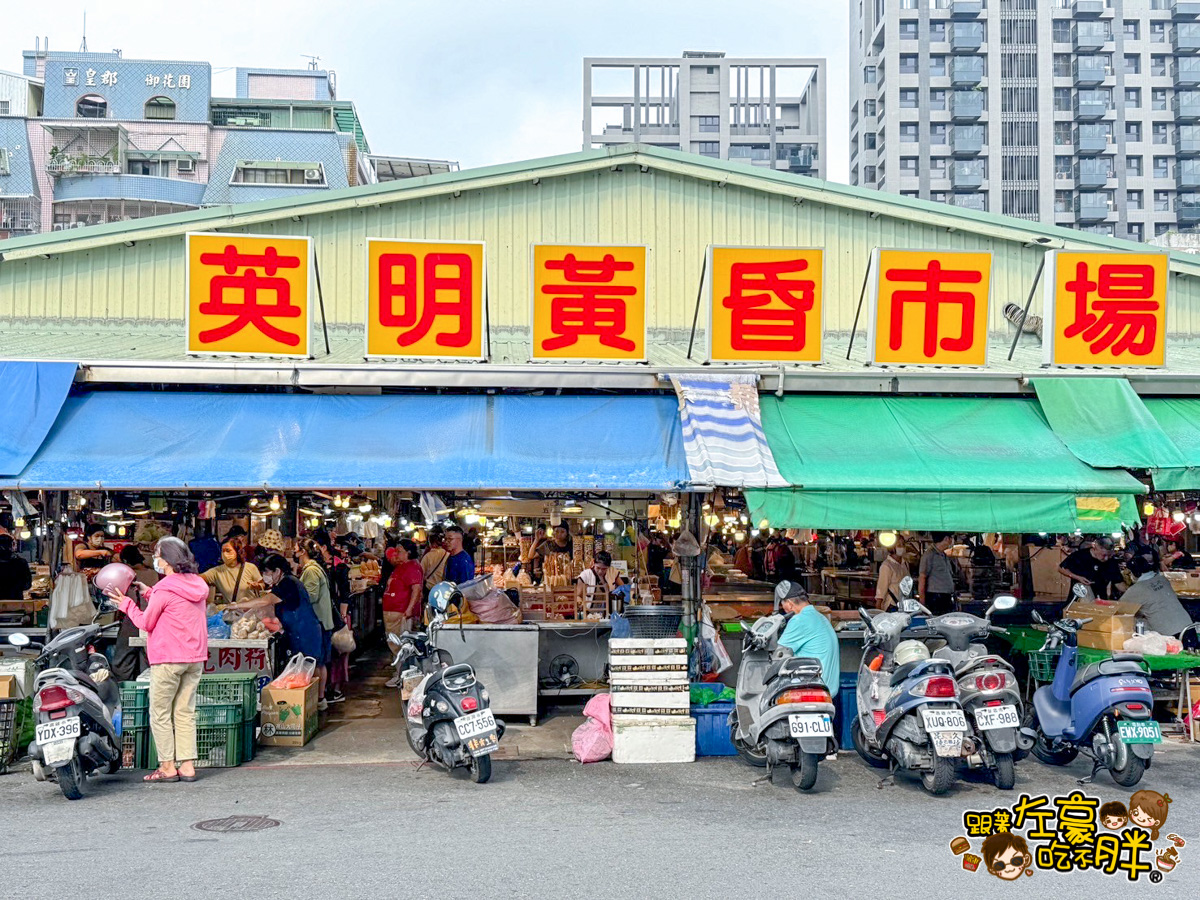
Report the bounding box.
[93,562,136,598]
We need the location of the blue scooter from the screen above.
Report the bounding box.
[1026,608,1158,786]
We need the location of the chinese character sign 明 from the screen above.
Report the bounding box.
[707,247,824,363]
[868,249,992,367]
[186,233,312,357]
[1044,251,1169,367]
[531,244,647,361]
[366,239,486,359]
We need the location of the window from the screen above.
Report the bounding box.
[1055,190,1072,213]
[900,21,918,39]
[1125,88,1141,110]
[863,100,876,117]
[1128,223,1145,242]
[75,94,108,118]
[0,147,8,175]
[1151,55,1169,77]
[1128,189,1144,209]
[232,161,327,185]
[1053,21,1071,43]
[929,21,946,41]
[1155,222,1171,237]
[864,132,877,150]
[900,157,919,175]
[900,89,919,108]
[1127,157,1144,176]
[1055,155,1073,178]
[1153,123,1170,144]
[900,55,919,75]
[1126,122,1142,142]
[900,123,919,142]
[1124,20,1140,41]
[1155,189,1171,211]
[1155,156,1170,178]
[1152,89,1168,111]
[864,165,877,183]
[929,89,947,110]
[929,56,946,77]
[143,96,176,121]
[1054,122,1072,145]
[1151,22,1166,43]
[900,191,919,198]
[1054,54,1071,77]
[1054,88,1073,112]
[697,116,719,133]
[697,142,720,157]
[1124,54,1141,75]
[930,157,947,176]
[864,65,877,83]
[930,123,948,144]
[0,100,9,116]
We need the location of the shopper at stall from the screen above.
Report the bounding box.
[255,529,286,570]
[111,545,158,681]
[298,540,335,710]
[776,581,839,697]
[0,534,32,600]
[875,539,910,611]
[313,530,353,703]
[201,537,262,607]
[1124,555,1194,637]
[382,539,424,688]
[104,537,208,784]
[232,553,324,673]
[1163,540,1197,571]
[733,540,752,575]
[443,526,476,585]
[225,525,250,562]
[576,550,625,608]
[74,524,113,574]
[1059,537,1125,600]
[919,532,958,615]
[188,526,221,574]
[420,528,450,593]
[771,537,797,584]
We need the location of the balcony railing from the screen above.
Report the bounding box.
[1177,125,1200,155]
[1173,23,1200,53]
[1177,194,1200,221]
[1074,91,1111,120]
[1072,0,1108,16]
[52,174,207,207]
[949,56,984,87]
[1075,159,1113,189]
[950,22,984,53]
[1073,22,1110,52]
[951,0,982,17]
[950,159,985,190]
[1178,160,1200,189]
[1174,0,1200,19]
[45,156,121,176]
[950,90,985,121]
[1075,192,1112,221]
[1175,90,1200,121]
[1178,56,1200,87]
[1074,123,1112,155]
[1073,57,1110,86]
[949,124,985,156]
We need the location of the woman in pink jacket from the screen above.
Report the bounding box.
[104,537,209,783]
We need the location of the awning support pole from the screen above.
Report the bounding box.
[313,251,331,358]
[686,254,709,361]
[845,264,872,360]
[1006,254,1046,362]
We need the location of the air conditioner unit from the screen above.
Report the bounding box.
[52,223,68,231]
[72,221,87,228]
[176,158,195,173]
[304,168,322,183]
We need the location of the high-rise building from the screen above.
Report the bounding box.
[849,0,1200,241]
[584,51,827,179]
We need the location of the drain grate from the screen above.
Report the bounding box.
[192,815,281,834]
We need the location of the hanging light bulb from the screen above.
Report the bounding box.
[758,518,770,530]
[878,531,898,548]
[269,494,281,512]
[464,512,479,525]
[751,528,760,538]
[740,514,749,525]
[14,517,25,528]
[1143,502,1156,516]
[603,518,615,532]
[18,527,31,540]
[523,524,533,534]
[734,530,746,542]
[1173,510,1186,523]
[359,500,372,514]
[107,523,116,534]
[118,526,127,537]
[249,497,259,508]
[668,515,681,529]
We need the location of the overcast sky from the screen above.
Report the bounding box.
[2,0,850,181]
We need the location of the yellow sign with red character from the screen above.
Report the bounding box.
[1043,251,1169,367]
[707,246,824,363]
[530,244,647,361]
[867,249,992,367]
[186,233,313,358]
[365,239,487,359]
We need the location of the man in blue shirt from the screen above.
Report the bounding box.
[443,525,476,585]
[776,581,840,697]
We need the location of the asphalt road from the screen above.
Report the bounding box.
[2,744,1197,900]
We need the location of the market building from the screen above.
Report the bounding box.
[2,143,1199,768]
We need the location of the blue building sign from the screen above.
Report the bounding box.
[42,54,212,122]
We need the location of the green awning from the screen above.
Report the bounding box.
[1032,378,1197,491]
[1141,399,1200,491]
[745,395,1145,533]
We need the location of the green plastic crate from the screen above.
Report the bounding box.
[120,726,148,769]
[195,698,243,727]
[241,720,256,763]
[197,673,258,723]
[149,723,242,770]
[119,682,150,730]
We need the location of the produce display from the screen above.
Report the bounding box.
[229,612,271,641]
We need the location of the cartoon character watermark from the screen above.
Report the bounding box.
[1100,801,1128,831]
[981,832,1033,881]
[1129,791,1172,841]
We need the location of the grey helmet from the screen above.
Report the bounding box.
[428,581,464,616]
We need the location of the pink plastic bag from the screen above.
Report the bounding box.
[471,590,521,624]
[572,693,614,764]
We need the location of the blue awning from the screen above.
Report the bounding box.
[0,391,689,491]
[0,361,78,477]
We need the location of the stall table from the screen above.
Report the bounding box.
[130,636,279,691]
[820,570,876,608]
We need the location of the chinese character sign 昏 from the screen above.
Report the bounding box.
[707,246,824,363]
[1044,251,1169,367]
[531,244,647,360]
[186,233,312,357]
[868,249,992,366]
[365,239,486,359]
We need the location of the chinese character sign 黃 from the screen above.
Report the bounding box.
[365,239,487,359]
[1044,251,1169,367]
[186,233,312,357]
[868,249,992,367]
[531,244,647,360]
[707,246,824,363]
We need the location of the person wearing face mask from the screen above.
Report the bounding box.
[201,536,263,607]
[297,540,334,710]
[103,537,209,783]
[75,523,113,576]
[230,553,323,680]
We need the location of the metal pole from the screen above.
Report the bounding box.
[686,254,709,361]
[313,251,331,357]
[1006,254,1046,362]
[845,263,873,360]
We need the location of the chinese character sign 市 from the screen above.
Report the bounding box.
[186,233,312,357]
[707,246,824,363]
[1044,251,1169,367]
[869,249,992,366]
[365,239,486,359]
[531,244,647,360]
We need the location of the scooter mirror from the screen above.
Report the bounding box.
[901,597,921,614]
[992,594,1018,612]
[898,575,914,597]
[1071,583,1092,600]
[7,632,30,647]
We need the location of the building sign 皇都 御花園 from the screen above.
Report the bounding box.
[706,246,824,363]
[866,249,993,367]
[365,239,487,359]
[1043,251,1169,367]
[186,233,313,358]
[531,244,648,361]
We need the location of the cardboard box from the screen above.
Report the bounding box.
[0,659,34,699]
[1164,570,1200,596]
[258,680,319,748]
[1029,545,1071,598]
[1064,598,1139,652]
[0,675,16,699]
[1077,623,1135,652]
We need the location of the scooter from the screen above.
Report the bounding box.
[730,611,838,792]
[927,594,1035,790]
[1025,606,1158,787]
[8,607,123,800]
[851,577,970,795]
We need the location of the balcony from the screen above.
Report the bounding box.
[949,124,985,156]
[949,55,984,87]
[1072,0,1108,15]
[1073,56,1110,86]
[1178,56,1200,87]
[1177,124,1200,155]
[1174,0,1200,18]
[950,193,987,212]
[1075,158,1113,189]
[1074,123,1112,155]
[51,174,207,207]
[1178,159,1200,189]
[1175,90,1200,121]
[1177,194,1200,223]
[1174,23,1200,53]
[787,147,814,173]
[1074,90,1111,120]
[1073,22,1110,52]
[1075,192,1113,222]
[45,155,121,177]
[951,0,982,17]
[950,90,985,121]
[950,159,985,190]
[950,22,984,53]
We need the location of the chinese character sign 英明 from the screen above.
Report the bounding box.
[531,244,647,360]
[186,233,312,357]
[365,239,486,359]
[1045,251,1169,367]
[707,246,824,363]
[869,249,993,367]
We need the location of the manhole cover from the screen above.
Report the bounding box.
[192,815,281,834]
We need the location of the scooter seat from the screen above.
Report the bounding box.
[764,655,822,684]
[1071,657,1148,694]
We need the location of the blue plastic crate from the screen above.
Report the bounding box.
[693,699,738,756]
[834,673,858,751]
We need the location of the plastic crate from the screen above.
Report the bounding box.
[240,720,256,764]
[834,673,858,751]
[149,723,242,769]
[693,699,738,756]
[1027,647,1062,683]
[195,698,243,727]
[120,682,150,730]
[121,726,148,769]
[196,673,259,723]
[0,698,22,772]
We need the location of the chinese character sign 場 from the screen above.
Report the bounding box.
[1044,251,1169,367]
[869,249,992,366]
[365,239,486,358]
[531,244,647,360]
[707,246,824,363]
[186,233,312,357]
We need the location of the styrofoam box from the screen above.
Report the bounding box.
[609,671,690,686]
[610,690,690,710]
[609,638,687,652]
[608,655,688,669]
[0,659,35,699]
[613,714,696,764]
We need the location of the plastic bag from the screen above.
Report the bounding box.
[571,694,613,764]
[1124,633,1170,656]
[332,622,356,654]
[471,589,521,625]
[230,612,269,641]
[672,530,701,558]
[207,612,231,640]
[271,654,317,689]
